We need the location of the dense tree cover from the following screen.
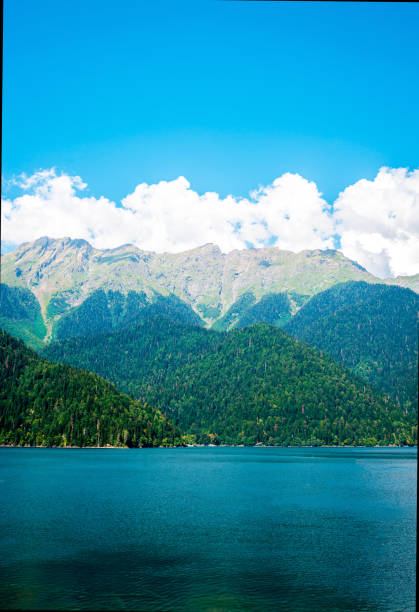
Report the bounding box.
[235,293,293,329]
[53,289,203,340]
[44,316,416,447]
[0,284,46,349]
[284,282,418,412]
[212,293,257,331]
[212,291,309,331]
[0,329,183,448]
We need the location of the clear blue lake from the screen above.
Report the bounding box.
[0,447,416,611]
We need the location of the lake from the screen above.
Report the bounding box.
[0,447,416,611]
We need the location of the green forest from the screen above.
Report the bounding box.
[212,291,309,331]
[285,282,418,411]
[43,316,417,447]
[0,329,183,448]
[1,278,417,449]
[0,283,47,349]
[53,289,203,340]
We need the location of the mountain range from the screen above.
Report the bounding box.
[1,237,417,447]
[1,236,418,346]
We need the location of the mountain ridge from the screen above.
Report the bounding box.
[3,237,418,343]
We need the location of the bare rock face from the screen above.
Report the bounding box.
[2,237,417,337]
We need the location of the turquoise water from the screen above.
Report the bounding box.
[0,447,416,611]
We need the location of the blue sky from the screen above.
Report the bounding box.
[2,1,419,278]
[3,0,419,202]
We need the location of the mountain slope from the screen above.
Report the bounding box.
[0,329,182,447]
[43,317,417,447]
[3,236,405,339]
[52,289,203,341]
[0,284,47,349]
[212,291,309,331]
[284,282,418,411]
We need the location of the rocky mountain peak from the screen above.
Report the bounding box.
[2,237,418,336]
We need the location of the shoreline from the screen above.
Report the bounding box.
[0,444,416,450]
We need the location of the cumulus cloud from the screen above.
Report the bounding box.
[2,166,419,277]
[1,169,333,254]
[248,173,334,252]
[121,177,246,252]
[334,167,419,277]
[119,172,333,253]
[1,170,140,251]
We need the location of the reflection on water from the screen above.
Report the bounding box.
[0,447,416,611]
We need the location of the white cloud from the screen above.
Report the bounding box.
[334,167,419,277]
[2,166,419,277]
[121,176,246,252]
[1,170,135,250]
[1,169,334,255]
[249,173,334,252]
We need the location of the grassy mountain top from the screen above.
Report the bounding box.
[43,316,417,447]
[0,329,183,448]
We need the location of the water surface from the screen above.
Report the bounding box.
[0,447,416,611]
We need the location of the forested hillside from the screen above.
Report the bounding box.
[0,284,46,349]
[212,291,309,331]
[53,289,203,340]
[0,329,182,448]
[284,282,418,411]
[44,317,417,447]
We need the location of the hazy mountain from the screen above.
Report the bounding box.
[3,236,417,343]
[0,329,183,447]
[43,316,417,447]
[284,282,418,411]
